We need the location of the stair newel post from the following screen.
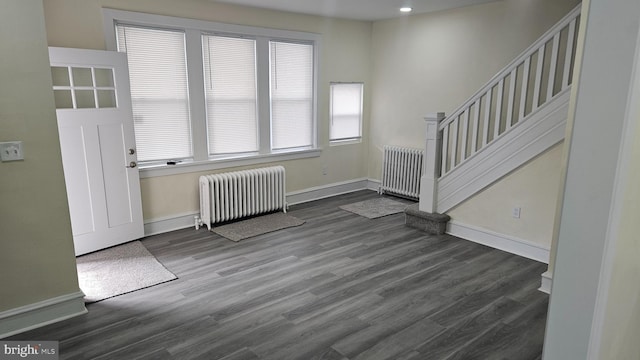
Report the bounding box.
[419,112,445,213]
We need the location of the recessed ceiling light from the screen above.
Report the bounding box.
[400,7,413,13]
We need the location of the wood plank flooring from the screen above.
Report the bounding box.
[11,190,549,359]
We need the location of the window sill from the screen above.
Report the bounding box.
[139,148,322,179]
[330,138,362,146]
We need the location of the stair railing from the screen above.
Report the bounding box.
[420,5,581,214]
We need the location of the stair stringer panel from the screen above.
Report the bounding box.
[436,89,570,213]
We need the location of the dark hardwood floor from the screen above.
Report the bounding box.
[12,190,549,359]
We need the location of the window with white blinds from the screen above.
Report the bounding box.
[115,25,192,162]
[270,41,314,150]
[105,10,319,171]
[203,35,258,155]
[330,83,363,142]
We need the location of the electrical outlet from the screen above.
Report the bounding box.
[0,141,24,162]
[512,207,521,219]
[322,166,328,175]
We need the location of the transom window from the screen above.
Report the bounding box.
[51,66,117,110]
[103,10,319,167]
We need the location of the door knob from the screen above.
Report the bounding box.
[128,148,136,155]
[127,161,137,168]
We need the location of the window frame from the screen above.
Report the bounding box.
[269,40,316,151]
[329,82,364,145]
[115,24,193,163]
[103,9,321,177]
[202,33,259,156]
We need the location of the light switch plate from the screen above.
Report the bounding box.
[0,141,24,161]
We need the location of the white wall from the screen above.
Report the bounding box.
[0,0,80,312]
[448,143,563,249]
[593,42,640,358]
[542,0,640,358]
[369,0,580,178]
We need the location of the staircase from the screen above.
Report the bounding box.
[416,5,580,216]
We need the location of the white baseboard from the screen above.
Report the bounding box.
[144,178,379,236]
[144,211,199,237]
[286,178,372,206]
[367,179,381,192]
[447,220,550,263]
[0,291,87,339]
[539,270,552,294]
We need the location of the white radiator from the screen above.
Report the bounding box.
[199,166,287,230]
[380,145,424,199]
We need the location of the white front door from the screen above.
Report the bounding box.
[49,47,144,256]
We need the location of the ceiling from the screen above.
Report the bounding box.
[212,0,499,21]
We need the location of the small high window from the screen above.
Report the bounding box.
[330,82,363,143]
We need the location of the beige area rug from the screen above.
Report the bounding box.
[213,212,305,242]
[340,197,409,219]
[76,241,177,303]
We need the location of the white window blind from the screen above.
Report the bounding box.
[116,25,192,162]
[203,35,258,155]
[330,83,363,142]
[270,41,314,150]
